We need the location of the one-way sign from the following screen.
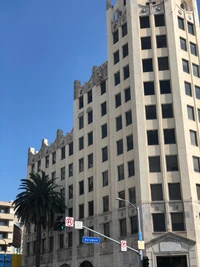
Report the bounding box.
[82,236,100,244]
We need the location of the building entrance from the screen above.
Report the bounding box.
[79,261,94,267]
[157,255,187,267]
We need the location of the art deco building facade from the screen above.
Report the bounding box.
[24,0,200,266]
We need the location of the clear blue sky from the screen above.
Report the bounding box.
[0,0,108,201]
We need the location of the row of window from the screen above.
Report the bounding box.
[140,14,165,29]
[182,59,200,77]
[178,17,195,35]
[113,23,128,44]
[180,37,197,56]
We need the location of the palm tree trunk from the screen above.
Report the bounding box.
[35,221,41,267]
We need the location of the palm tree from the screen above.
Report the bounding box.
[13,171,66,267]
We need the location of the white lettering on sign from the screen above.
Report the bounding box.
[160,242,181,252]
[121,240,127,251]
[65,217,74,227]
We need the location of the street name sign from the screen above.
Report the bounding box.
[82,236,100,244]
[138,231,143,241]
[65,217,74,227]
[121,240,127,251]
[75,221,83,229]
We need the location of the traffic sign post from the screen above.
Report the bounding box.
[82,236,100,244]
[121,240,127,252]
[65,217,74,227]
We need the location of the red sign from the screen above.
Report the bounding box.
[65,217,74,227]
[121,240,127,251]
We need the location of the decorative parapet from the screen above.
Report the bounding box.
[28,128,73,166]
[138,1,164,16]
[74,61,108,100]
[111,10,127,33]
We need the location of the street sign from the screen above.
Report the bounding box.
[138,240,145,250]
[138,232,143,241]
[75,221,83,229]
[65,217,74,227]
[121,240,127,251]
[82,236,100,244]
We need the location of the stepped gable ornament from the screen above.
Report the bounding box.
[111,10,127,33]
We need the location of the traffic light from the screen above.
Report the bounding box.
[54,215,65,231]
[143,256,149,267]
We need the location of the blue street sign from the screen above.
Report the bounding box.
[82,236,100,244]
[138,231,143,241]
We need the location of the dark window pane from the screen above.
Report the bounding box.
[182,59,189,73]
[155,14,165,27]
[88,177,93,192]
[127,135,134,151]
[122,43,129,58]
[102,171,108,187]
[88,110,93,124]
[145,105,157,120]
[161,104,173,118]
[158,57,169,71]
[130,216,138,234]
[102,124,107,139]
[79,158,84,172]
[160,80,171,94]
[79,96,84,109]
[166,155,179,171]
[140,16,150,29]
[129,187,136,204]
[115,72,120,86]
[116,116,122,131]
[141,37,151,50]
[118,164,124,181]
[79,136,84,150]
[102,147,108,162]
[180,38,187,51]
[117,139,123,155]
[118,191,125,207]
[122,23,128,37]
[164,129,176,144]
[126,110,132,126]
[113,30,119,44]
[152,214,166,232]
[193,156,200,172]
[168,183,182,200]
[88,131,93,146]
[185,82,192,96]
[193,64,200,77]
[101,102,107,116]
[88,201,94,217]
[190,42,197,56]
[115,93,121,108]
[128,160,135,177]
[178,17,184,30]
[88,153,93,168]
[120,219,127,236]
[156,35,167,48]
[196,184,200,200]
[151,184,163,201]
[125,87,131,102]
[123,65,130,80]
[187,105,195,120]
[69,142,73,156]
[101,81,106,95]
[103,196,109,212]
[147,130,159,145]
[171,213,185,231]
[144,81,154,95]
[149,156,161,172]
[79,181,84,195]
[143,59,153,72]
[114,50,119,64]
[87,90,92,104]
[79,116,84,129]
[190,130,198,146]
[198,109,200,122]
[188,22,194,35]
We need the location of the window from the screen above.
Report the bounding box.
[178,17,184,30]
[130,216,138,234]
[144,81,154,95]
[195,85,200,99]
[52,152,56,165]
[68,208,73,217]
[52,171,56,181]
[61,167,65,180]
[160,80,171,94]
[45,156,49,168]
[88,226,94,237]
[185,82,192,96]
[104,223,110,237]
[49,237,54,252]
[88,153,93,168]
[187,105,195,120]
[88,131,93,146]
[87,90,92,104]
[69,163,73,177]
[116,116,122,131]
[88,110,93,124]
[102,171,108,187]
[101,102,107,116]
[79,137,84,150]
[158,57,169,71]
[102,123,107,138]
[124,0,126,5]
[151,184,163,201]
[69,142,73,156]
[113,30,119,44]
[190,42,197,56]
[149,156,161,172]
[60,188,65,200]
[79,158,84,172]
[152,214,166,232]
[127,135,133,151]
[192,64,200,77]
[122,23,128,37]
[198,109,200,122]
[190,130,198,146]
[117,139,123,155]
[37,160,41,172]
[171,213,185,231]
[196,184,200,200]
[188,22,194,35]
[79,181,84,195]
[103,196,109,212]
[182,59,189,73]
[166,155,179,171]
[88,201,94,217]
[68,232,72,247]
[114,50,119,65]
[101,81,106,95]
[115,93,121,108]
[115,71,120,86]
[122,43,129,58]
[147,130,159,145]
[193,156,200,172]
[68,185,73,199]
[155,14,165,27]
[124,87,131,102]
[123,65,130,80]
[79,204,84,219]
[140,16,150,28]
[31,163,34,173]
[118,191,125,207]
[120,219,127,236]
[141,37,151,50]
[156,35,167,48]
[142,59,153,72]
[164,129,176,144]
[161,104,173,118]
[125,110,132,126]
[42,238,46,252]
[129,187,136,204]
[180,38,187,51]
[168,183,182,200]
[79,229,84,245]
[145,105,157,120]
[61,147,65,160]
[79,96,84,109]
[27,242,30,256]
[128,160,135,177]
[102,147,108,162]
[88,177,93,192]
[118,164,124,181]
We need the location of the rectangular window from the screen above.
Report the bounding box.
[141,36,151,50]
[61,147,65,160]
[188,22,194,35]
[155,14,165,27]
[88,153,93,168]
[68,232,72,247]
[49,237,54,252]
[104,223,110,237]
[147,130,159,145]
[123,65,130,80]
[79,181,84,195]
[193,156,200,172]
[88,131,93,146]
[117,139,123,155]
[88,110,93,124]
[168,183,182,200]
[41,238,46,252]
[60,188,65,200]
[144,81,154,95]
[79,96,84,109]
[88,201,94,217]
[124,87,131,102]
[61,167,65,180]
[102,171,108,187]
[160,80,171,94]
[142,58,153,72]
[190,130,198,146]
[79,204,84,219]
[52,152,56,165]
[113,30,119,44]
[118,191,125,208]
[180,37,187,51]
[124,0,126,5]
[128,160,135,177]
[114,50,120,65]
[198,109,200,122]
[140,16,150,29]
[101,81,106,95]
[45,156,49,168]
[69,142,73,156]
[120,219,127,236]
[88,177,93,192]
[129,187,136,204]
[152,214,166,232]
[115,71,120,86]
[102,147,108,162]
[103,196,109,212]
[164,129,176,144]
[195,85,200,99]
[52,171,56,181]
[101,123,107,138]
[115,93,121,108]
[127,134,134,151]
[192,64,200,77]
[182,59,189,73]
[87,90,92,104]
[161,104,173,118]
[125,110,132,126]
[116,116,122,131]
[79,158,84,172]
[149,156,161,172]
[187,105,195,120]
[118,164,124,181]
[122,43,129,58]
[145,105,157,120]
[130,216,138,234]
[151,184,163,201]
[79,229,84,245]
[31,163,34,173]
[158,57,169,71]
[185,82,192,96]
[69,163,73,177]
[68,208,73,217]
[196,184,200,200]
[59,234,64,249]
[79,136,84,150]
[122,23,128,37]
[178,17,184,30]
[190,42,197,56]
[156,35,167,48]
[171,213,185,231]
[166,155,179,171]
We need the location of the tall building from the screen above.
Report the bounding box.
[24,0,200,266]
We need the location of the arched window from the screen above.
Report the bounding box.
[60,264,70,267]
[79,261,94,267]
